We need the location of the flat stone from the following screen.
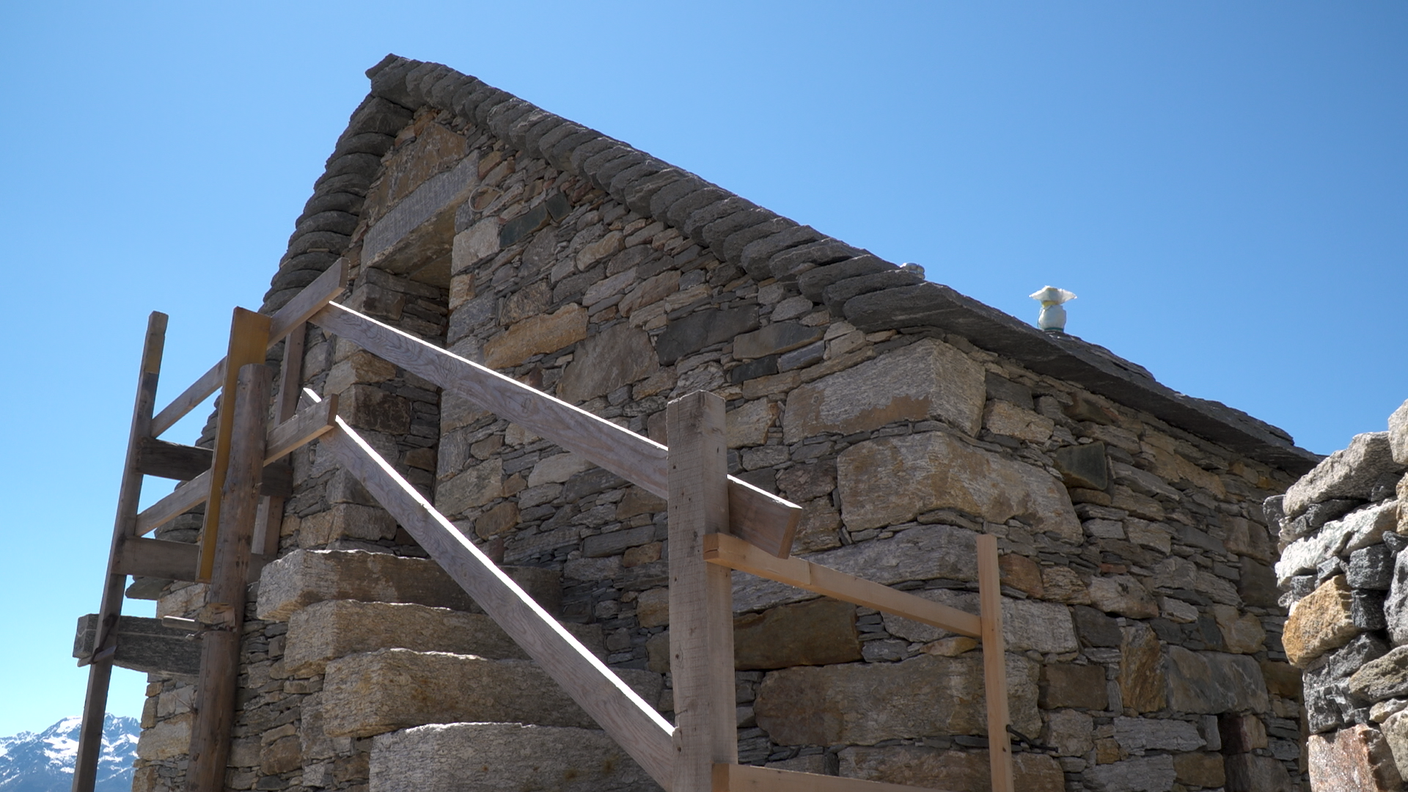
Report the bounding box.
[1173,753,1226,789]
[370,722,657,792]
[796,256,897,301]
[1165,647,1270,714]
[1390,399,1408,465]
[656,306,760,364]
[1223,753,1294,792]
[1212,603,1266,654]
[1041,663,1107,710]
[1112,717,1205,753]
[1383,710,1408,779]
[784,339,986,441]
[322,648,662,738]
[436,458,504,517]
[1119,621,1167,713]
[754,652,1039,746]
[557,322,658,403]
[1053,442,1109,490]
[1285,432,1404,518]
[482,304,588,369]
[1073,604,1120,647]
[257,549,476,621]
[1350,646,1408,703]
[1283,575,1359,666]
[726,398,777,449]
[1308,724,1404,792]
[836,432,1079,539]
[837,746,1063,792]
[733,598,862,670]
[733,322,823,360]
[135,715,191,761]
[982,400,1054,443]
[1045,709,1094,756]
[732,524,977,613]
[1283,498,1362,542]
[527,452,593,488]
[1085,755,1176,792]
[1088,575,1158,618]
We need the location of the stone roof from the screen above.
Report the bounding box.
[261,54,1320,476]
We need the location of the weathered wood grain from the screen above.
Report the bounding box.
[977,533,1014,792]
[702,533,983,638]
[310,302,803,557]
[310,390,675,788]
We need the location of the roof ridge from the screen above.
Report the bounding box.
[262,54,1318,474]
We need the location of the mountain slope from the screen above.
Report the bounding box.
[0,714,137,792]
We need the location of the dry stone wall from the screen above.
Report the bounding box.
[1268,402,1408,791]
[130,55,1318,792]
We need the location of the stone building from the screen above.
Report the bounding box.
[132,55,1322,792]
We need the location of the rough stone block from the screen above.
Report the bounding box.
[1350,646,1408,703]
[370,722,657,792]
[1053,442,1109,491]
[1283,575,1359,666]
[322,648,662,738]
[784,338,985,442]
[837,746,1063,792]
[1088,574,1159,619]
[1383,709,1408,781]
[733,598,861,670]
[1224,753,1293,792]
[1389,399,1408,465]
[754,652,1039,745]
[733,322,823,361]
[881,590,1076,654]
[1305,633,1388,733]
[1120,621,1167,713]
[1173,752,1225,789]
[1040,664,1107,710]
[284,599,601,676]
[1285,432,1404,518]
[655,306,760,364]
[1085,755,1176,792]
[836,432,1079,538]
[481,304,587,369]
[557,322,658,403]
[258,549,476,621]
[1165,646,1270,714]
[1308,724,1403,792]
[1113,716,1205,753]
[982,400,1054,443]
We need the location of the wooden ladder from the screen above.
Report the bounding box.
[71,265,348,792]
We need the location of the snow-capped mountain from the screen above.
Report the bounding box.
[0,714,137,792]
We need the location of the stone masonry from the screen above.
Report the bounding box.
[131,55,1323,792]
[1269,401,1408,791]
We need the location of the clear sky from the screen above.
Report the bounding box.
[0,2,1403,735]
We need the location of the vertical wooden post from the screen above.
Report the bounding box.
[252,323,306,558]
[667,392,737,792]
[186,363,270,792]
[73,312,167,792]
[198,308,271,581]
[977,534,1014,792]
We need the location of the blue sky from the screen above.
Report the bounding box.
[0,2,1403,734]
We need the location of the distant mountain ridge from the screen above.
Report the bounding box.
[0,715,137,792]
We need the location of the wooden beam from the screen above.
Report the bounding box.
[255,323,309,558]
[187,364,270,792]
[703,533,983,638]
[149,260,347,438]
[308,390,676,788]
[114,537,199,581]
[135,436,213,480]
[712,764,945,792]
[668,393,737,792]
[977,534,1014,792]
[309,301,803,558]
[133,399,333,536]
[197,309,271,582]
[74,311,167,792]
[73,614,201,677]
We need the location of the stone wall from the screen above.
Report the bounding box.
[130,55,1319,792]
[1269,402,1408,791]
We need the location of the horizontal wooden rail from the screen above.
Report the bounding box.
[310,301,803,558]
[306,389,675,787]
[150,261,347,437]
[134,396,338,536]
[113,536,261,584]
[713,764,944,792]
[703,533,983,638]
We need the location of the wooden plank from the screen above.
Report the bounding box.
[310,301,803,558]
[187,364,270,792]
[148,260,346,438]
[308,390,675,788]
[977,534,1014,792]
[72,614,201,677]
[135,471,210,536]
[114,537,199,581]
[74,311,167,792]
[264,391,337,463]
[703,533,983,638]
[256,323,309,557]
[134,436,213,480]
[712,764,944,792]
[197,309,272,582]
[668,393,737,792]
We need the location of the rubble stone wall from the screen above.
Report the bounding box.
[131,56,1317,792]
[1268,403,1408,791]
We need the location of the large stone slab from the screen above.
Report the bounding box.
[1283,575,1359,667]
[1165,647,1270,714]
[1112,717,1205,753]
[481,304,588,369]
[1285,432,1404,518]
[1308,724,1404,792]
[732,524,977,613]
[655,306,759,364]
[558,322,658,403]
[322,648,662,738]
[881,589,1077,654]
[256,549,560,621]
[753,653,1039,745]
[837,746,1063,792]
[1085,755,1176,792]
[284,599,603,676]
[783,339,985,441]
[733,599,862,670]
[836,432,1080,538]
[370,722,659,792]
